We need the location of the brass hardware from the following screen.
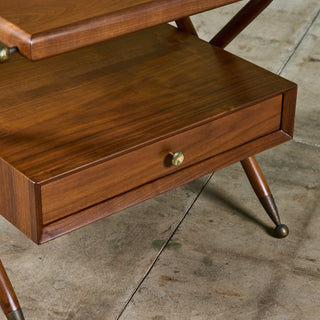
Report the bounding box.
[6,309,25,320]
[0,44,17,63]
[274,224,289,239]
[169,151,185,167]
[260,195,289,238]
[0,44,10,63]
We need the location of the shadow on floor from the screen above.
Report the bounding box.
[204,179,275,237]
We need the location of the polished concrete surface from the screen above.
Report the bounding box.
[0,1,319,319]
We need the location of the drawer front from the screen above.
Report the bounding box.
[41,95,282,224]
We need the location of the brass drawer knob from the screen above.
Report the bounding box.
[169,151,185,166]
[0,44,17,63]
[0,44,10,63]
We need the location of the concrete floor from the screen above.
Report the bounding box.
[1,1,319,319]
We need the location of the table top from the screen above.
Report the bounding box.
[0,0,239,60]
[0,24,295,183]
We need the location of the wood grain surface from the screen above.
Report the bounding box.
[41,95,282,224]
[0,25,295,183]
[0,160,41,243]
[0,0,240,59]
[41,130,291,243]
[0,24,296,243]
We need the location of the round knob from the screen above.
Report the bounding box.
[274,224,289,238]
[170,151,185,167]
[0,44,10,63]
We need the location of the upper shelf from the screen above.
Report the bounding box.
[0,0,240,61]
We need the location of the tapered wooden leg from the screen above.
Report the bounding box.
[241,156,289,238]
[210,0,273,48]
[0,260,25,320]
[176,11,288,239]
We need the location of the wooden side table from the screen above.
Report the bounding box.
[0,1,296,319]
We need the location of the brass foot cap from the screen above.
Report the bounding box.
[274,224,289,239]
[6,309,25,320]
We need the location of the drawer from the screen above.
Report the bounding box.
[0,24,296,243]
[41,95,282,224]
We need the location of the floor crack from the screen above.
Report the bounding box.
[293,138,320,149]
[116,173,214,319]
[278,8,320,75]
